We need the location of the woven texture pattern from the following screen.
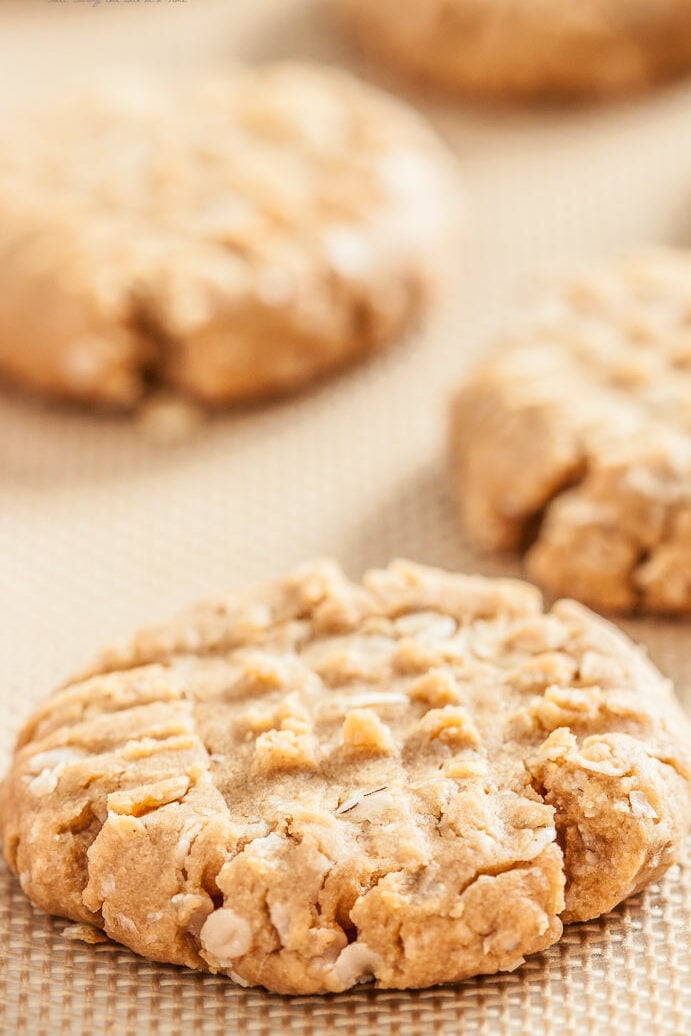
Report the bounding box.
[1,0,691,1032]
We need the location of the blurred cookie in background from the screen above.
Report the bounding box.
[0,64,456,410]
[449,248,691,615]
[335,0,691,100]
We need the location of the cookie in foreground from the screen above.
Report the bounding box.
[2,560,689,994]
[0,65,454,408]
[450,248,691,615]
[335,0,691,99]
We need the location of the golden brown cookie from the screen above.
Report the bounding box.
[0,65,453,408]
[2,560,689,994]
[336,0,691,99]
[450,249,691,614]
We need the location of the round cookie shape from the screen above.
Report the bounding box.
[335,0,691,100]
[450,249,691,615]
[0,65,453,408]
[1,560,689,995]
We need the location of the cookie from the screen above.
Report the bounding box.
[450,249,691,614]
[2,560,689,994]
[0,65,452,408]
[335,0,691,99]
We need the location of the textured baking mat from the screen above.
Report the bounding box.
[1,0,691,1032]
[1,845,690,1035]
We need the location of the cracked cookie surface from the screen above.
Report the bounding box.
[0,64,452,408]
[1,560,689,994]
[336,0,691,99]
[450,249,691,615]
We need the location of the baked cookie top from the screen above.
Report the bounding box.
[336,0,691,99]
[451,249,691,615]
[2,560,689,994]
[0,64,452,408]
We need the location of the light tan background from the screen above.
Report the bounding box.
[1,1,691,1032]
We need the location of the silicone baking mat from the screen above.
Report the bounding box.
[1,1,690,1032]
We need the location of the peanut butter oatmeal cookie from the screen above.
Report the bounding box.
[2,560,689,994]
[0,65,452,408]
[335,0,691,100]
[450,249,691,615]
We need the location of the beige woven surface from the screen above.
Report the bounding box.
[1,0,691,1032]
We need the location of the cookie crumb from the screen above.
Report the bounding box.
[62,924,110,945]
[137,394,204,446]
